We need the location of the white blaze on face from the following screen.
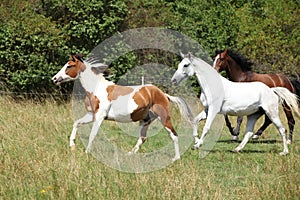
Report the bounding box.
[213,54,220,69]
[52,62,71,85]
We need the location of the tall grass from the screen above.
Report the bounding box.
[0,96,299,199]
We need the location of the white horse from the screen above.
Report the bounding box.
[52,54,193,161]
[171,53,300,155]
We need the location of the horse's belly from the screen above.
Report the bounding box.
[106,97,138,122]
[221,102,260,116]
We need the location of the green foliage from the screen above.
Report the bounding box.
[0,0,299,98]
[235,0,300,76]
[0,0,128,97]
[0,1,68,95]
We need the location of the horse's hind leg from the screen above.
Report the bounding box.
[234,112,263,152]
[282,105,295,144]
[152,104,180,161]
[129,113,156,154]
[265,108,288,155]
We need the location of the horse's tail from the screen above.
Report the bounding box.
[165,94,194,124]
[290,79,300,105]
[271,87,300,118]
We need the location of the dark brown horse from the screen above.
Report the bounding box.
[213,49,300,143]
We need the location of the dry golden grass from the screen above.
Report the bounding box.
[0,96,299,199]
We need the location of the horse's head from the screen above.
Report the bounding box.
[171,52,195,85]
[52,53,86,85]
[213,49,229,72]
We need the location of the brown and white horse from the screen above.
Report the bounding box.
[52,54,193,161]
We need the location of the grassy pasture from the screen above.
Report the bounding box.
[0,96,299,199]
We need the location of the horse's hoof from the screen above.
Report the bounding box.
[70,145,76,151]
[232,136,239,141]
[279,151,288,156]
[172,156,180,162]
[191,145,199,150]
[252,135,259,140]
[286,140,292,145]
[232,148,240,153]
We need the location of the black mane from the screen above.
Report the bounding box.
[218,49,254,72]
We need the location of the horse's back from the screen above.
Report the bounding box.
[251,73,294,92]
[106,84,168,122]
[221,80,277,116]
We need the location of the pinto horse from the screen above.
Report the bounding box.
[171,53,300,155]
[52,54,193,161]
[213,49,300,143]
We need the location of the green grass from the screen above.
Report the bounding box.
[0,96,299,199]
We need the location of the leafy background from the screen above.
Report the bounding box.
[0,0,299,97]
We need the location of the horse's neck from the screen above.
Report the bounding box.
[80,68,113,93]
[193,61,224,100]
[226,60,250,82]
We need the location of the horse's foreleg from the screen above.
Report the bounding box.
[233,116,243,139]
[192,110,207,147]
[224,114,235,136]
[70,112,93,150]
[193,110,217,150]
[234,113,261,152]
[85,111,106,153]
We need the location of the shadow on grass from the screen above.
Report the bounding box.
[201,149,267,154]
[217,139,278,144]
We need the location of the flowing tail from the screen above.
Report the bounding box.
[290,79,300,104]
[165,94,194,124]
[271,87,300,118]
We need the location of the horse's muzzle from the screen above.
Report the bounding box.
[171,78,178,85]
[52,76,63,85]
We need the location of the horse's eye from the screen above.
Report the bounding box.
[183,64,190,68]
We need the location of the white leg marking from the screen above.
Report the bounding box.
[234,113,260,152]
[165,127,180,161]
[234,132,253,152]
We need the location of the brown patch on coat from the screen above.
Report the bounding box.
[130,86,152,121]
[85,91,100,120]
[106,85,134,101]
[130,85,177,135]
[65,54,86,78]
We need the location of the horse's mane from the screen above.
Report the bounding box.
[218,49,254,72]
[85,56,111,76]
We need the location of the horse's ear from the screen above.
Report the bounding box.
[224,49,228,55]
[70,53,75,61]
[180,51,185,58]
[187,52,194,61]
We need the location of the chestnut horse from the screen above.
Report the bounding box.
[52,54,193,161]
[213,49,300,143]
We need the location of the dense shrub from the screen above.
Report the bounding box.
[0,0,299,98]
